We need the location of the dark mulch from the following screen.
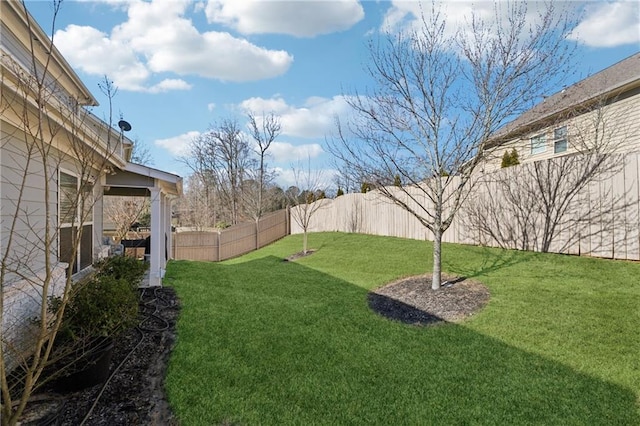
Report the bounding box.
[19,287,180,425]
[368,274,490,326]
[283,249,316,262]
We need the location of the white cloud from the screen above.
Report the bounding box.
[568,2,640,47]
[53,24,151,91]
[113,1,293,81]
[205,0,364,37]
[381,1,562,47]
[239,96,351,139]
[154,131,201,157]
[53,0,294,92]
[207,103,216,112]
[274,167,337,190]
[77,0,133,5]
[382,1,492,38]
[153,31,291,81]
[148,79,192,93]
[240,97,290,115]
[273,168,297,188]
[270,142,324,163]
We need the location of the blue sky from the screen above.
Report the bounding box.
[26,0,640,188]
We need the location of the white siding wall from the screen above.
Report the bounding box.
[1,128,56,277]
[485,88,640,171]
[1,125,106,371]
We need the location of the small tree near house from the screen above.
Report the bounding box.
[104,196,150,242]
[0,2,128,423]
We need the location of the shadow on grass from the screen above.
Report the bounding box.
[166,257,639,425]
[444,244,539,278]
[367,291,446,325]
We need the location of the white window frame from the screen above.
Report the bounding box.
[553,126,568,154]
[58,169,94,272]
[530,133,546,155]
[59,169,79,228]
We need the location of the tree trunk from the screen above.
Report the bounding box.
[303,230,308,254]
[432,228,442,290]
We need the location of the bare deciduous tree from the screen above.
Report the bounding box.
[333,164,359,194]
[287,158,327,255]
[175,174,216,230]
[244,111,280,222]
[328,1,576,289]
[129,137,153,165]
[104,130,152,242]
[1,2,126,422]
[104,196,149,242]
[182,119,252,226]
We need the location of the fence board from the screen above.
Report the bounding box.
[258,210,289,248]
[291,152,640,261]
[172,209,289,262]
[172,231,219,261]
[627,155,640,260]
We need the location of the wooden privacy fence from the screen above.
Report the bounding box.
[291,151,640,261]
[172,209,290,262]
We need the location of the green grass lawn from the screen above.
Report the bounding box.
[165,232,640,425]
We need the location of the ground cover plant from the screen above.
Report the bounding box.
[165,233,640,425]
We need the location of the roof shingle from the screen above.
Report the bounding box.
[490,52,640,144]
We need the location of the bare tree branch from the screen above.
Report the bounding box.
[287,158,327,254]
[244,111,281,223]
[328,1,577,289]
[1,3,128,422]
[463,93,633,254]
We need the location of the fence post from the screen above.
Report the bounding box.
[216,229,221,262]
[286,206,291,235]
[255,219,260,250]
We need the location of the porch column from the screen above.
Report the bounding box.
[149,187,163,287]
[160,193,168,269]
[93,174,106,260]
[164,196,173,260]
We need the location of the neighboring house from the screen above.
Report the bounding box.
[1,1,182,370]
[482,53,640,171]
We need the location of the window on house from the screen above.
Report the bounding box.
[59,171,93,274]
[553,126,568,153]
[530,134,546,155]
[59,172,78,225]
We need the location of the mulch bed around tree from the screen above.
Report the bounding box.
[19,287,180,425]
[283,249,317,262]
[368,274,490,326]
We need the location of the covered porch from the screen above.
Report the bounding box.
[103,163,182,287]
